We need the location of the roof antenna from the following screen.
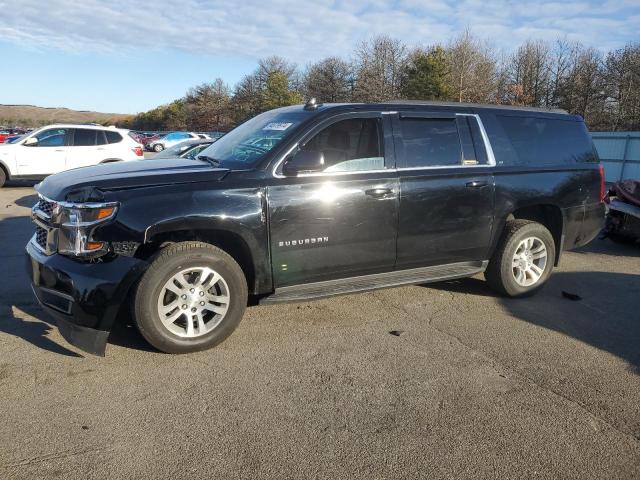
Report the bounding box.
[304,97,322,110]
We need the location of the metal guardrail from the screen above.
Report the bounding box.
[592,132,640,183]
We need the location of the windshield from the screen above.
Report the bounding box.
[197,109,308,169]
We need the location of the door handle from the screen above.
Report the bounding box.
[54,149,64,152]
[365,187,393,198]
[465,180,489,188]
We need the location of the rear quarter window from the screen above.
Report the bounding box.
[494,115,596,166]
[105,130,122,144]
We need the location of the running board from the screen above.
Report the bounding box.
[260,261,487,304]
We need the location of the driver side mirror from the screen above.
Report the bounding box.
[23,137,38,146]
[283,150,325,176]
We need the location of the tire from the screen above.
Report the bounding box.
[485,220,556,297]
[0,168,5,188]
[153,143,164,152]
[133,241,248,353]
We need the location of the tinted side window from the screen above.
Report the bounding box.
[73,129,97,146]
[496,115,596,165]
[96,130,107,145]
[105,131,122,144]
[398,118,462,168]
[34,128,67,147]
[301,118,384,172]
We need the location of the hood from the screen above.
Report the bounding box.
[37,158,230,202]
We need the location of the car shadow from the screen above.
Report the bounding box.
[106,302,157,353]
[4,180,39,188]
[574,237,640,257]
[0,303,82,357]
[426,270,640,374]
[14,192,39,209]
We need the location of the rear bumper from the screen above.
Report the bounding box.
[25,241,147,356]
[576,201,606,248]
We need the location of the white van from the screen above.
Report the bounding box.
[0,124,144,187]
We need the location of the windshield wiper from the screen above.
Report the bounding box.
[196,155,222,167]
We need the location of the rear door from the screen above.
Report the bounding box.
[268,112,399,287]
[66,128,106,169]
[392,111,495,268]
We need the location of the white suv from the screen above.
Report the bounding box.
[0,124,144,187]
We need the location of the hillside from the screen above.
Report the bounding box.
[0,104,132,127]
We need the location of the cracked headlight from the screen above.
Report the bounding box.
[57,202,118,257]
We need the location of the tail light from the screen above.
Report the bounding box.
[599,164,606,202]
[133,146,143,157]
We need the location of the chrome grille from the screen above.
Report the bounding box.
[35,225,48,249]
[36,197,56,217]
[31,194,58,255]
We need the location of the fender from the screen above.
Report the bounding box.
[101,184,272,294]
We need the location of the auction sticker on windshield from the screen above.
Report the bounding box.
[263,122,293,131]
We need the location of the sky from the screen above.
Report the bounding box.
[0,0,638,114]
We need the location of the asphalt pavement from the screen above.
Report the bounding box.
[0,183,639,479]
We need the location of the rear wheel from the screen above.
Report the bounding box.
[0,168,5,188]
[133,241,247,353]
[153,144,164,152]
[485,220,555,297]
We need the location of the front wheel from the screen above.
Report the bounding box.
[485,220,556,297]
[153,144,164,152]
[0,168,5,188]
[133,241,248,353]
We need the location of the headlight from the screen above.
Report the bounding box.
[57,202,118,257]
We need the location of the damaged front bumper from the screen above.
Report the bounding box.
[25,240,147,356]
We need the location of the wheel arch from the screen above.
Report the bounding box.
[0,159,10,181]
[506,203,564,265]
[138,218,270,295]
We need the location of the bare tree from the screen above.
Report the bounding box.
[446,29,498,103]
[603,44,640,130]
[352,35,408,102]
[503,40,552,106]
[303,57,353,102]
[556,47,606,126]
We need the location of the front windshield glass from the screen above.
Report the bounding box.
[197,109,308,169]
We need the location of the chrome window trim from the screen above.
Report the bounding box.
[457,113,497,167]
[297,168,392,178]
[271,111,498,178]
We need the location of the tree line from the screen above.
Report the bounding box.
[119,30,640,132]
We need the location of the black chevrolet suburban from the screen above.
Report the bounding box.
[26,101,605,355]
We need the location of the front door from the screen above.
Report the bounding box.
[16,127,69,176]
[268,113,399,287]
[392,111,495,268]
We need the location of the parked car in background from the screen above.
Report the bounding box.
[137,133,162,148]
[0,124,143,187]
[152,138,214,160]
[148,131,199,152]
[0,131,12,143]
[4,135,23,144]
